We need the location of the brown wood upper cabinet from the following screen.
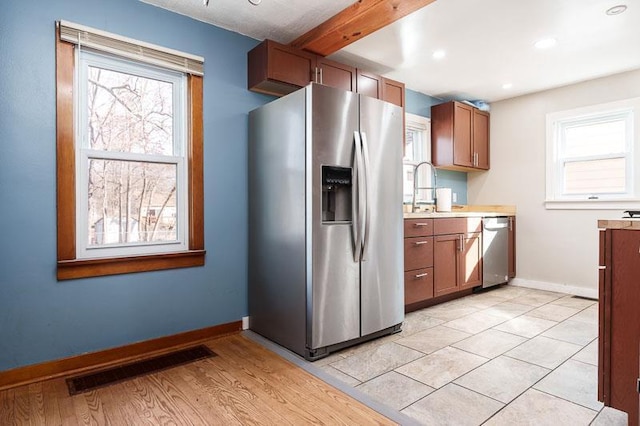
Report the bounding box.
[382,77,405,108]
[431,101,490,171]
[248,40,405,110]
[248,39,356,96]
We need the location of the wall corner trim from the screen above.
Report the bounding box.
[0,320,242,391]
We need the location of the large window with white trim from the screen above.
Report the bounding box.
[546,98,640,209]
[78,51,189,258]
[56,21,205,279]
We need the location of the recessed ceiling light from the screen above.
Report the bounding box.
[534,38,557,49]
[432,50,446,60]
[502,83,513,90]
[606,4,627,15]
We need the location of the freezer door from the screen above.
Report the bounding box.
[359,95,404,336]
[309,84,361,349]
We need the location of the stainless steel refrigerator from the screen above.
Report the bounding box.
[248,83,404,360]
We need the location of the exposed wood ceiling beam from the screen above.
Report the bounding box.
[290,0,437,56]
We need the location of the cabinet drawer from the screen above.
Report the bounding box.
[404,236,434,271]
[404,219,434,238]
[405,267,434,305]
[434,217,482,235]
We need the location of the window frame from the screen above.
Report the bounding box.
[76,51,189,259]
[56,27,205,280]
[403,113,433,204]
[545,97,640,210]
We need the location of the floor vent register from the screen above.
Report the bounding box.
[66,345,216,395]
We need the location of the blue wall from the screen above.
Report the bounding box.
[0,0,271,371]
[405,89,468,204]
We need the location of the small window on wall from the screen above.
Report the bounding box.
[403,113,432,204]
[545,98,640,209]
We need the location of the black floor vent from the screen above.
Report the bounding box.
[67,345,216,395]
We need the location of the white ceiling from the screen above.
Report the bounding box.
[142,0,640,103]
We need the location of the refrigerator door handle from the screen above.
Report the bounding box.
[360,131,372,261]
[352,131,365,262]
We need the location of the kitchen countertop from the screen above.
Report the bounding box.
[598,218,640,230]
[404,204,516,219]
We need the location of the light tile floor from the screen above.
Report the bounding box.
[311,285,628,425]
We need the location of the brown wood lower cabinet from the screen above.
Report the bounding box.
[433,218,482,297]
[404,219,434,309]
[404,237,433,271]
[405,268,434,305]
[599,227,640,426]
[434,234,459,297]
[460,232,482,290]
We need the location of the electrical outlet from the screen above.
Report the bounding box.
[452,192,458,203]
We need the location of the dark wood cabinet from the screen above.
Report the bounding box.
[382,77,405,108]
[433,218,483,297]
[404,219,434,308]
[508,216,516,278]
[599,227,640,426]
[473,109,490,170]
[356,70,382,99]
[248,40,405,111]
[434,234,460,297]
[460,232,482,290]
[315,57,356,92]
[248,39,356,96]
[431,101,490,171]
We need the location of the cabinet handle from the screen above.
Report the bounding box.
[413,223,430,227]
[458,234,464,252]
[414,272,429,278]
[509,217,513,232]
[312,67,318,83]
[414,241,429,246]
[319,67,323,85]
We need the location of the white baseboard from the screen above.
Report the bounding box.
[510,278,598,300]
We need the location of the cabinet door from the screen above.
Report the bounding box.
[434,234,460,296]
[356,70,382,99]
[382,77,405,107]
[453,103,473,168]
[508,217,516,278]
[608,229,640,425]
[473,109,490,169]
[460,232,482,290]
[269,43,315,87]
[316,57,356,92]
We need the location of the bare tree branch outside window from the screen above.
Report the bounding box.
[87,66,178,246]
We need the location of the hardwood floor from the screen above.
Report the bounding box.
[0,334,395,425]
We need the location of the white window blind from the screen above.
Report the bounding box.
[58,20,204,76]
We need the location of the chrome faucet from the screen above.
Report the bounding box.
[412,161,438,213]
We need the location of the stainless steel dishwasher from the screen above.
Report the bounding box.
[482,217,510,288]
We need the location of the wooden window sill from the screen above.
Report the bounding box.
[57,250,206,280]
